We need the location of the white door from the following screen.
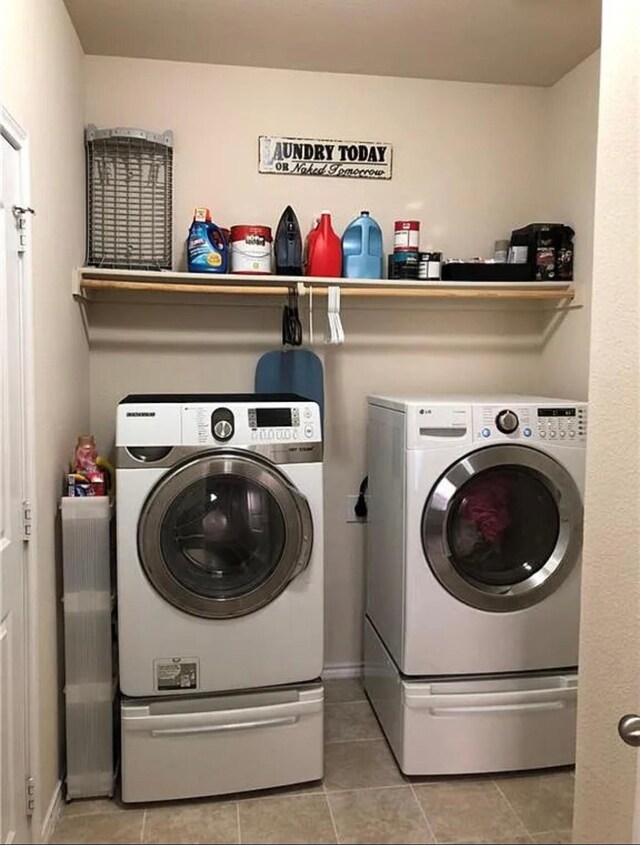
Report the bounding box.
[617,715,640,844]
[0,134,30,844]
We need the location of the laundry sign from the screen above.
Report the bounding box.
[259,136,392,180]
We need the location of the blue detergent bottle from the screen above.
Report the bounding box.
[342,210,383,279]
[187,207,229,273]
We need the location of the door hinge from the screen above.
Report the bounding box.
[22,500,32,542]
[12,206,35,254]
[25,776,35,817]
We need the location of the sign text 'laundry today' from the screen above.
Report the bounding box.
[258,136,393,180]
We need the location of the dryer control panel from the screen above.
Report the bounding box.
[534,406,587,442]
[472,403,587,445]
[400,399,587,450]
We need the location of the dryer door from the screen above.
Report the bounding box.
[138,450,313,618]
[421,445,582,612]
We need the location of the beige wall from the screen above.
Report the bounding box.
[573,1,640,842]
[84,56,601,669]
[0,6,607,832]
[541,52,599,399]
[85,57,552,265]
[85,57,563,668]
[1,0,88,833]
[89,302,546,667]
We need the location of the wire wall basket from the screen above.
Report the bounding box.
[85,125,173,270]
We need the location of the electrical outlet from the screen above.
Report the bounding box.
[346,495,367,523]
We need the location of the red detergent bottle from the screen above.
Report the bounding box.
[306,211,342,277]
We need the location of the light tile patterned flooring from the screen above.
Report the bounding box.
[52,679,574,844]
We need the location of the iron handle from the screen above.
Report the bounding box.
[619,715,640,747]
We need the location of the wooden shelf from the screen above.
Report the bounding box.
[75,268,575,302]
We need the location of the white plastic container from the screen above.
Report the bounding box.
[61,496,115,798]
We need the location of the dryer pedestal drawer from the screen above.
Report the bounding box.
[121,683,323,802]
[364,618,577,775]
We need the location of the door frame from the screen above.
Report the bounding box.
[1,104,40,843]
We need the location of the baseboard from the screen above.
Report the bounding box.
[40,780,62,844]
[322,662,363,680]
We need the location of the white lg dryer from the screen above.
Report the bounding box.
[116,394,324,802]
[364,395,586,776]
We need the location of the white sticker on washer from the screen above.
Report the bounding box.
[182,406,213,445]
[154,657,199,691]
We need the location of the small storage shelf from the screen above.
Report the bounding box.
[60,496,115,800]
[74,267,575,303]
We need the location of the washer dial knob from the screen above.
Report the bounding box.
[496,409,519,434]
[214,420,232,439]
[211,407,234,442]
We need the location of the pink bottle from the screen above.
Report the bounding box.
[73,435,105,496]
[74,435,99,473]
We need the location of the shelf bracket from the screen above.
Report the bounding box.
[72,270,91,342]
[72,266,83,299]
[77,294,90,344]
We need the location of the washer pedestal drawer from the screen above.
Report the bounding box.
[121,682,323,802]
[364,618,577,776]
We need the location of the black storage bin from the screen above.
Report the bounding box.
[509,223,574,281]
[441,263,532,282]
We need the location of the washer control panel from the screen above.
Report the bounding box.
[181,400,321,446]
[473,403,587,444]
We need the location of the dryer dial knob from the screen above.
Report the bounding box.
[496,409,519,434]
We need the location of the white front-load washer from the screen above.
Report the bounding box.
[116,393,324,801]
[364,395,586,775]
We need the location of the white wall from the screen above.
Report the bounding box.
[1,0,88,831]
[542,52,600,399]
[85,57,564,668]
[573,2,640,841]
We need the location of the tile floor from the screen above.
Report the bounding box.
[52,679,574,844]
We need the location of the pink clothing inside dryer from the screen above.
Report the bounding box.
[459,474,514,543]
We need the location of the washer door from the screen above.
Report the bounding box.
[421,445,583,612]
[138,450,313,618]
